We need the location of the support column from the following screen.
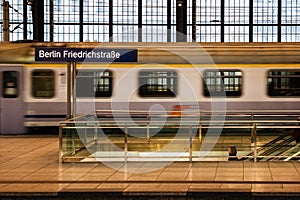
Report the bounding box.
[138,0,143,42]
[167,0,171,42]
[2,1,9,41]
[249,0,253,42]
[31,0,44,42]
[109,0,113,41]
[176,0,187,42]
[221,0,225,42]
[79,0,83,42]
[23,0,27,40]
[49,0,54,42]
[278,0,282,42]
[192,0,196,41]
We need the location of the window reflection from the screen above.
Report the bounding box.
[268,70,300,97]
[32,70,55,98]
[204,70,242,97]
[139,70,177,97]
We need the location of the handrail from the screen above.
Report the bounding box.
[95,109,300,113]
[60,109,300,124]
[59,110,300,163]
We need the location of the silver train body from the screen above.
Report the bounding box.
[0,42,300,134]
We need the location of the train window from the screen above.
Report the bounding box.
[32,70,55,98]
[139,70,177,97]
[268,70,300,97]
[76,70,112,97]
[203,70,242,97]
[3,71,18,98]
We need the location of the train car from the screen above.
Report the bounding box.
[0,42,300,134]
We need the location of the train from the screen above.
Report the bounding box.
[0,42,300,134]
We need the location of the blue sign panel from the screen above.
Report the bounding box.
[35,48,137,63]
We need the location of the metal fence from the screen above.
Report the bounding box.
[59,110,300,162]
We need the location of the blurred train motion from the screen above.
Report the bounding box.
[0,42,300,134]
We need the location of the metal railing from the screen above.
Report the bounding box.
[59,110,300,162]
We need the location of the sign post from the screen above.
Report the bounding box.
[66,61,77,120]
[67,62,71,119]
[72,61,77,119]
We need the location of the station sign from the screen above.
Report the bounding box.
[35,48,137,63]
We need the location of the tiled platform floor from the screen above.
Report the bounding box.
[0,135,299,199]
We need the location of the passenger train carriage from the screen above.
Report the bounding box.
[0,42,300,134]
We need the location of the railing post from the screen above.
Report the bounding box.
[147,114,150,143]
[72,127,75,155]
[59,124,63,163]
[189,124,193,162]
[250,113,255,143]
[198,112,202,142]
[84,124,87,145]
[94,123,98,145]
[124,124,128,163]
[253,123,257,162]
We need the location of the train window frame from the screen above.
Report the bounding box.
[31,69,55,99]
[2,71,19,98]
[138,70,177,98]
[203,69,243,97]
[267,70,300,97]
[76,70,113,98]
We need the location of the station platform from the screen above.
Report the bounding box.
[0,135,299,199]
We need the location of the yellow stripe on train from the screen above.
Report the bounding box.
[24,63,300,69]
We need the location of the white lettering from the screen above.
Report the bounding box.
[39,50,45,58]
[38,49,129,61]
[115,52,120,58]
[39,50,61,58]
[63,50,69,58]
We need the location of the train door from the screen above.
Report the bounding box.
[0,66,24,134]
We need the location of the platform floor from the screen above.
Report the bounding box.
[0,135,300,199]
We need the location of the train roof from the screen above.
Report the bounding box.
[0,42,300,64]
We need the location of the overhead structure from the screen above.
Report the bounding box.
[0,0,300,42]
